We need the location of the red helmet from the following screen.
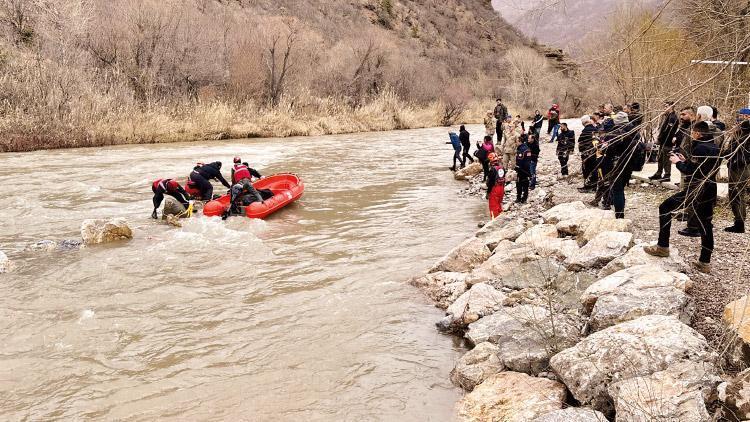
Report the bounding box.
[488,153,499,163]
[233,156,241,164]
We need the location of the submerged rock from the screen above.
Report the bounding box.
[162,196,187,217]
[80,218,133,245]
[457,371,566,422]
[437,283,506,332]
[409,272,468,309]
[429,237,491,274]
[599,243,686,277]
[450,342,504,391]
[0,251,11,273]
[25,239,82,252]
[565,231,633,271]
[582,265,694,331]
[466,304,581,374]
[609,361,720,422]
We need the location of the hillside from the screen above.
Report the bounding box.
[492,0,664,50]
[0,0,573,151]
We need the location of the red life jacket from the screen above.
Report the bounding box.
[232,163,251,183]
[152,178,179,193]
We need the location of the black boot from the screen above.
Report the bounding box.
[725,222,746,233]
[678,227,701,237]
[648,173,662,180]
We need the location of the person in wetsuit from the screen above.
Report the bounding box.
[189,161,231,200]
[151,178,190,219]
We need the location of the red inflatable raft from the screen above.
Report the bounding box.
[202,173,304,219]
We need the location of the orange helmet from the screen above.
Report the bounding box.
[488,153,499,163]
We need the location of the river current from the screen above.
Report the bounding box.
[0,126,486,421]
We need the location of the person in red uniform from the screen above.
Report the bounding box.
[486,153,506,219]
[151,178,190,219]
[231,157,263,184]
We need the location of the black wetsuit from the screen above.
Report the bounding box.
[152,179,190,210]
[190,162,231,200]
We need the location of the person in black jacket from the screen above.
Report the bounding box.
[459,125,474,167]
[515,139,533,203]
[189,161,231,200]
[600,112,639,218]
[578,115,598,192]
[556,123,575,176]
[645,121,722,273]
[531,110,544,141]
[725,108,750,233]
[527,131,540,190]
[475,135,494,182]
[650,101,679,181]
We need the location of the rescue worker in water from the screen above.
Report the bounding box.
[189,161,231,200]
[151,178,190,219]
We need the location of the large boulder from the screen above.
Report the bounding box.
[515,224,559,244]
[436,283,506,332]
[599,243,687,277]
[465,241,535,286]
[162,196,187,217]
[565,231,633,271]
[455,162,483,180]
[723,295,750,366]
[555,210,617,237]
[450,342,504,391]
[532,408,608,422]
[581,265,694,331]
[541,201,588,224]
[457,372,566,422]
[80,218,133,245]
[475,218,527,251]
[577,218,632,246]
[466,305,581,374]
[719,367,750,420]
[0,251,11,274]
[410,272,468,309]
[429,237,491,274]
[550,315,717,415]
[609,361,720,421]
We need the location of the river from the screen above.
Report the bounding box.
[0,126,487,421]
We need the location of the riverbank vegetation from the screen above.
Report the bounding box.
[0,0,582,152]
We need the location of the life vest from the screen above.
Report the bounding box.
[232,163,251,183]
[493,164,505,184]
[152,178,178,193]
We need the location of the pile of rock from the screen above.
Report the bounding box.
[412,199,733,421]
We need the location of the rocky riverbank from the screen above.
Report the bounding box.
[413,142,750,420]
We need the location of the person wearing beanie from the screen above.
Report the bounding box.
[645,121,722,273]
[724,108,750,233]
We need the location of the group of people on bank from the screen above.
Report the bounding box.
[450,99,750,274]
[150,158,270,219]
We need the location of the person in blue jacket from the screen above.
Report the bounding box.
[448,131,462,171]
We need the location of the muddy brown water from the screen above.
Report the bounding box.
[0,126,488,421]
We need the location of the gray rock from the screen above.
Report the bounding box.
[515,224,559,244]
[532,408,608,422]
[465,241,536,286]
[80,218,133,245]
[450,342,505,391]
[26,240,58,252]
[550,315,717,415]
[599,243,687,277]
[466,304,581,374]
[582,265,694,331]
[475,218,527,251]
[162,196,187,217]
[455,162,483,180]
[457,372,566,422]
[541,201,588,224]
[437,283,506,332]
[577,218,632,246]
[429,237,491,274]
[565,231,633,271]
[409,272,468,309]
[609,361,720,421]
[555,210,617,237]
